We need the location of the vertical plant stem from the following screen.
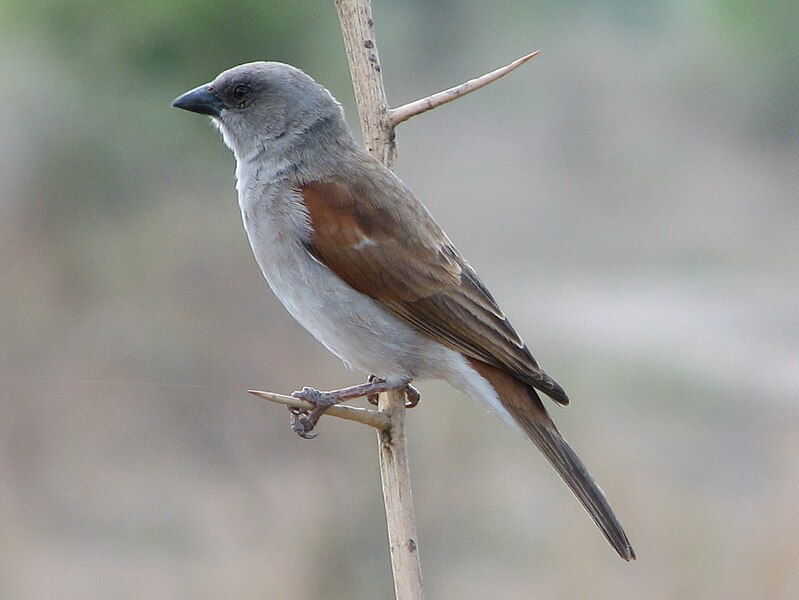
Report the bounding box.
[335,0,397,167]
[334,1,424,598]
[377,390,424,600]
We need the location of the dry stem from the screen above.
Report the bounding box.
[335,0,396,166]
[336,1,425,597]
[377,389,424,600]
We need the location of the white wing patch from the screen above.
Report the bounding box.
[352,237,378,250]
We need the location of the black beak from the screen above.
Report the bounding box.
[171,84,225,117]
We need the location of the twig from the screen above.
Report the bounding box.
[389,51,540,127]
[248,389,389,430]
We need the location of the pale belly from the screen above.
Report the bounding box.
[241,202,440,379]
[266,245,431,378]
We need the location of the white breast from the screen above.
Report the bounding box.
[237,182,430,377]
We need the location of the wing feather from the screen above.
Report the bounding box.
[299,165,568,404]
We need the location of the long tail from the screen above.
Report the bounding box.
[469,359,635,561]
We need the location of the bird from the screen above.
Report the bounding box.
[172,61,635,561]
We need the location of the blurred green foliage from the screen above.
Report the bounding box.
[710,0,799,141]
[6,0,339,83]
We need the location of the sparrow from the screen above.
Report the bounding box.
[172,61,635,560]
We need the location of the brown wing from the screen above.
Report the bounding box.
[299,164,568,404]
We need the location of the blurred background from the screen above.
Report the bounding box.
[1,1,798,598]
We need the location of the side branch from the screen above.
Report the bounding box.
[389,51,540,127]
[248,389,390,430]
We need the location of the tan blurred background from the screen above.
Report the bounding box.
[1,1,798,598]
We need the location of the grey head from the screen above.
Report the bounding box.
[172,61,353,162]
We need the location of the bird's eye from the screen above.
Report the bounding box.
[232,83,252,103]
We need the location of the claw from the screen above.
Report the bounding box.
[367,374,381,406]
[365,375,421,409]
[288,388,342,438]
[289,407,318,439]
[404,383,421,408]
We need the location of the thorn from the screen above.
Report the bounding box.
[389,50,541,126]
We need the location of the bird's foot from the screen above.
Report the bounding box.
[366,374,421,409]
[289,387,341,439]
[289,377,420,438]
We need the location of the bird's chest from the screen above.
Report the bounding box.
[237,184,422,375]
[238,184,333,312]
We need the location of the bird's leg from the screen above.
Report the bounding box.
[290,377,421,438]
[366,374,421,408]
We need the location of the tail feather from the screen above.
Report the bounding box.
[468,359,635,561]
[515,401,636,560]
